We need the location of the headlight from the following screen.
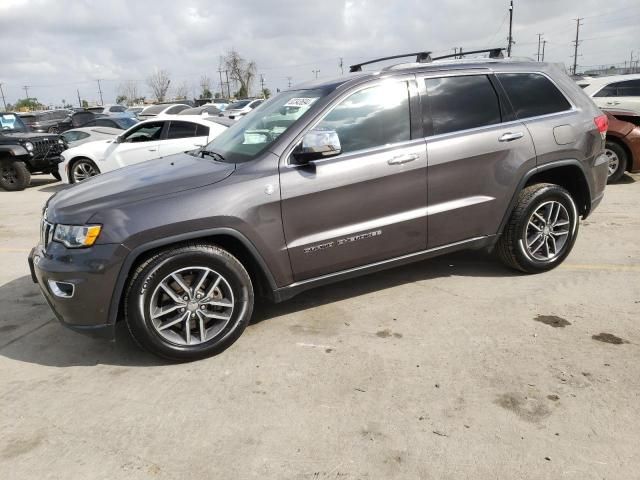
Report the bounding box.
[53,224,102,248]
[25,142,34,151]
[58,139,65,145]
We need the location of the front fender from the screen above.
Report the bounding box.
[0,144,29,157]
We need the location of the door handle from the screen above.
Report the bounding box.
[388,153,419,165]
[498,132,524,142]
[606,101,620,105]
[148,148,158,151]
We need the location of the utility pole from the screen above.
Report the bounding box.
[224,70,231,98]
[630,51,634,74]
[23,85,30,100]
[507,0,514,57]
[218,69,224,97]
[571,18,583,75]
[459,47,463,59]
[0,83,6,110]
[339,57,344,75]
[287,77,292,88]
[312,69,320,79]
[77,89,82,107]
[96,79,104,105]
[536,34,543,61]
[260,74,265,95]
[541,40,547,61]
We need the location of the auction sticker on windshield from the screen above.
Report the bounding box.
[284,98,318,107]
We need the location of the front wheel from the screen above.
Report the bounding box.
[497,183,579,273]
[124,244,254,361]
[70,158,100,183]
[0,159,31,191]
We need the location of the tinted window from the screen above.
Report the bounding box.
[109,105,126,112]
[498,73,571,118]
[167,121,198,139]
[195,124,209,137]
[594,84,618,97]
[123,122,164,142]
[612,80,640,97]
[94,119,117,128]
[425,75,501,135]
[228,100,251,109]
[315,82,410,154]
[112,117,138,129]
[166,105,189,114]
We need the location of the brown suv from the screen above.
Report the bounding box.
[603,109,640,182]
[29,50,609,361]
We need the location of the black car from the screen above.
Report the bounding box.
[0,112,67,190]
[19,109,71,133]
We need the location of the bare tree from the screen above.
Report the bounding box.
[224,49,256,98]
[117,80,140,106]
[146,69,171,102]
[174,81,190,100]
[199,75,212,99]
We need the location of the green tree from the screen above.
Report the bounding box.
[82,100,89,108]
[261,88,271,99]
[13,98,43,111]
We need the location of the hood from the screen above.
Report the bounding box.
[61,139,113,160]
[47,152,236,224]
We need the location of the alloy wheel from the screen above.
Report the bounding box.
[72,161,97,182]
[0,165,17,185]
[605,148,619,178]
[148,267,235,346]
[524,200,571,262]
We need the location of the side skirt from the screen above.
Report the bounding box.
[273,235,496,302]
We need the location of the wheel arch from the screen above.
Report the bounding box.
[108,228,278,325]
[498,160,592,236]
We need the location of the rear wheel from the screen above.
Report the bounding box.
[497,183,579,273]
[604,140,627,183]
[0,159,31,191]
[124,243,254,361]
[70,158,100,183]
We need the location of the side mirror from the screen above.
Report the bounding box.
[292,129,341,164]
[115,135,123,144]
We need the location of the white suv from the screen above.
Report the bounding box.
[582,74,640,114]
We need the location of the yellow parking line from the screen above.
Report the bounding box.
[560,263,640,272]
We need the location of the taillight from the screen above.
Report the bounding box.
[594,114,608,139]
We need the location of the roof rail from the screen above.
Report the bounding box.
[349,52,432,72]
[432,48,505,61]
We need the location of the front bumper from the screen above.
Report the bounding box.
[28,241,130,339]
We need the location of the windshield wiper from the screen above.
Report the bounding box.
[200,149,226,162]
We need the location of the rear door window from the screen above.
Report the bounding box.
[612,80,640,97]
[425,75,501,135]
[498,73,571,118]
[167,121,199,139]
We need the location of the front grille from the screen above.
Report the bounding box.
[41,218,55,248]
[32,138,64,159]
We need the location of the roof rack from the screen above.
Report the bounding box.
[349,52,432,72]
[432,48,505,61]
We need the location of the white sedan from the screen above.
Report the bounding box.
[59,117,227,183]
[61,126,122,147]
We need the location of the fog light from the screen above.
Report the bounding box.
[47,280,75,298]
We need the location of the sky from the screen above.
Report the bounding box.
[0,0,638,107]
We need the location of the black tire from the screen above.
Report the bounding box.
[70,158,100,183]
[497,183,579,273]
[0,159,31,191]
[604,140,627,184]
[124,243,254,361]
[51,171,61,181]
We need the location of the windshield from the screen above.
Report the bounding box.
[227,100,251,110]
[0,113,28,133]
[114,117,138,129]
[203,89,326,163]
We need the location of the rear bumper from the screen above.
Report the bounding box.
[28,242,130,339]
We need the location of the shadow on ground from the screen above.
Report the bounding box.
[0,250,517,368]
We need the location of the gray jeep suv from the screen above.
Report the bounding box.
[29,50,609,361]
